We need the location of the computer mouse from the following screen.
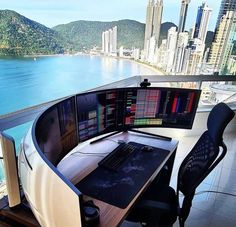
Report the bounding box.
[141,145,154,152]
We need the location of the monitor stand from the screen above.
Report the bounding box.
[90,129,171,144]
[128,129,172,141]
[90,131,122,144]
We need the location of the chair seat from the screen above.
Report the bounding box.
[127,184,178,226]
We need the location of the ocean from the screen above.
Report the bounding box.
[0,55,158,181]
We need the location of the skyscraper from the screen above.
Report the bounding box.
[144,0,163,60]
[153,0,163,47]
[178,0,191,33]
[208,0,236,74]
[173,32,189,73]
[101,26,117,56]
[216,0,236,26]
[193,2,212,43]
[166,27,178,73]
[144,0,155,53]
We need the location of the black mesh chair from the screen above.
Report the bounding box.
[127,103,235,227]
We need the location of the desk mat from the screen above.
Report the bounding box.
[76,142,170,209]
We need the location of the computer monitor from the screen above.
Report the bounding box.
[76,90,124,142]
[123,88,200,129]
[36,96,78,165]
[76,87,201,142]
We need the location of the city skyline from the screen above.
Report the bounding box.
[142,0,235,75]
[1,0,221,31]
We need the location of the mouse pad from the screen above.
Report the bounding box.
[76,142,170,209]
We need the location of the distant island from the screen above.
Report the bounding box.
[0,9,235,56]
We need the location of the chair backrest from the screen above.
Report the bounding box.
[176,103,235,224]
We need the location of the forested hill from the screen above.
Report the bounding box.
[1,10,234,56]
[53,20,177,51]
[0,10,65,55]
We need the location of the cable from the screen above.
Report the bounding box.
[70,151,110,157]
[104,138,127,144]
[69,139,125,157]
[104,138,119,143]
[195,190,236,197]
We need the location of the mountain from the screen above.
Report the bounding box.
[53,19,145,51]
[0,10,66,56]
[53,20,177,51]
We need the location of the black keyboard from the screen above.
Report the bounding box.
[98,143,136,171]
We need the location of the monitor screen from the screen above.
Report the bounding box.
[123,88,200,129]
[76,87,201,142]
[35,97,78,165]
[76,90,124,142]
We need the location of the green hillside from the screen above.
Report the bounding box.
[0,10,178,55]
[53,20,177,51]
[0,10,65,56]
[53,20,145,51]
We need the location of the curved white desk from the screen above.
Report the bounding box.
[57,131,178,227]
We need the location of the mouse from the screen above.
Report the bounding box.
[141,145,154,152]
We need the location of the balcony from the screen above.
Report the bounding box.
[0,75,236,226]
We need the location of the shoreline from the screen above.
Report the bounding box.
[2,52,165,76]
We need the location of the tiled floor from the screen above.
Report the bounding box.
[121,131,236,227]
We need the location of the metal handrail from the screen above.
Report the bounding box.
[1,75,236,131]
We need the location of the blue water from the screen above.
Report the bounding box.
[0,55,156,181]
[0,55,156,115]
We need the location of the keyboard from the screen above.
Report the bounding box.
[98,142,136,171]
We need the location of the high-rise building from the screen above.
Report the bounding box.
[193,2,212,43]
[183,38,205,75]
[153,0,163,47]
[144,0,163,60]
[208,0,236,74]
[101,26,117,56]
[111,26,117,53]
[227,56,236,75]
[156,39,167,68]
[166,27,178,73]
[178,0,191,33]
[216,0,236,26]
[102,32,105,52]
[173,32,189,73]
[147,36,156,63]
[144,0,155,54]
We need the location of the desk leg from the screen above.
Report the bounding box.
[155,148,177,185]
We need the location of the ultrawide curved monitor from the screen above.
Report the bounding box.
[76,87,201,142]
[35,87,201,165]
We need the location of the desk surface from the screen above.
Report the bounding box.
[57,131,178,226]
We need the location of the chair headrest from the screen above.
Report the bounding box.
[207,103,235,145]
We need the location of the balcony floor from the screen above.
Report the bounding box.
[122,131,236,227]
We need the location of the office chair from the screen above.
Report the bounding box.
[127,103,235,227]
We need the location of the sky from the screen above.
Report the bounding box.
[1,0,221,31]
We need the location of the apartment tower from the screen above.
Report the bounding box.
[178,0,191,33]
[144,0,163,60]
[193,2,212,43]
[208,0,236,74]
